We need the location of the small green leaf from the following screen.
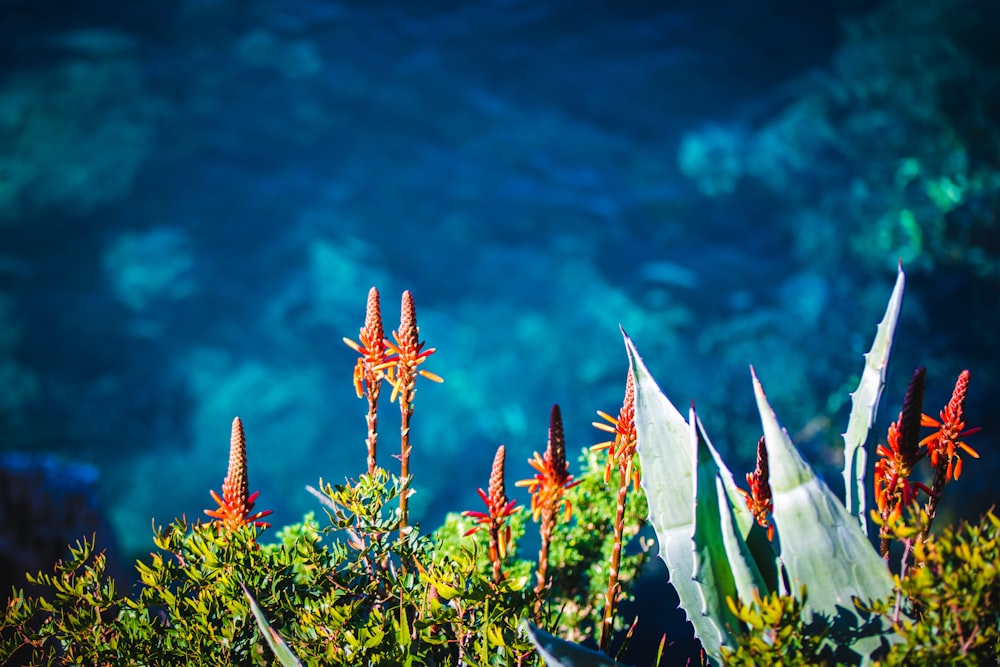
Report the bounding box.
[418,570,461,600]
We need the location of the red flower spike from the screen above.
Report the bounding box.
[344,287,392,475]
[920,370,981,482]
[738,436,774,541]
[462,445,519,582]
[873,368,935,558]
[897,366,927,469]
[384,290,443,403]
[516,404,580,522]
[205,417,273,530]
[873,420,934,515]
[343,286,390,399]
[593,371,640,652]
[591,368,639,490]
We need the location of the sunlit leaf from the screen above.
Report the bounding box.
[240,582,302,667]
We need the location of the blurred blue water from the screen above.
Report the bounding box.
[1,2,998,657]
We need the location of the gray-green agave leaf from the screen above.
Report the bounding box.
[752,368,897,660]
[842,263,905,535]
[522,621,623,667]
[625,331,760,665]
[691,406,766,651]
[624,332,716,660]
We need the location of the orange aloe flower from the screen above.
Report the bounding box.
[920,370,981,481]
[738,436,774,541]
[874,368,931,525]
[592,368,639,490]
[343,286,391,399]
[344,286,392,475]
[463,445,519,581]
[384,290,442,533]
[516,405,580,522]
[205,417,273,530]
[384,290,443,403]
[592,369,640,651]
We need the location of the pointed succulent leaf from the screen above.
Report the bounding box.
[692,407,764,650]
[522,621,623,667]
[752,368,897,659]
[240,582,303,667]
[843,263,905,534]
[699,402,780,595]
[624,330,725,663]
[701,422,756,540]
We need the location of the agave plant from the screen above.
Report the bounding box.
[538,265,906,666]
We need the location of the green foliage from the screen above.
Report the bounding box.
[873,510,1000,666]
[241,583,303,667]
[721,588,828,666]
[1,456,649,665]
[721,510,1000,666]
[541,448,651,645]
[2,537,134,665]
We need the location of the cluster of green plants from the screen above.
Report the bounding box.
[721,507,1000,665]
[2,272,997,666]
[0,440,651,666]
[1,289,648,666]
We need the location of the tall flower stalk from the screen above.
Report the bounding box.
[591,370,638,653]
[462,445,519,584]
[517,404,578,613]
[343,286,390,476]
[204,416,273,531]
[385,290,442,534]
[920,370,980,538]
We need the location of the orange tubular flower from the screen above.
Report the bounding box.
[384,290,443,403]
[591,368,639,490]
[343,286,390,399]
[920,370,981,482]
[344,286,391,475]
[738,436,774,541]
[516,405,580,522]
[463,445,519,582]
[205,417,273,530]
[873,368,930,535]
[519,405,580,606]
[592,369,639,652]
[384,290,442,534]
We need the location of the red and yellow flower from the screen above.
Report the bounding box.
[343,286,391,399]
[463,445,519,582]
[384,290,443,403]
[738,436,774,541]
[873,367,930,524]
[205,417,272,530]
[920,369,980,482]
[592,368,639,490]
[517,405,580,522]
